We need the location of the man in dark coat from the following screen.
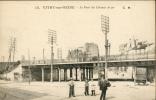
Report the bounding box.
[98,77,111,100]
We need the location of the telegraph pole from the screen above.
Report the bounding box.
[57,48,62,61]
[42,48,45,82]
[97,46,100,80]
[48,29,57,82]
[77,49,79,62]
[8,37,13,63]
[101,15,109,80]
[43,48,45,64]
[28,49,31,85]
[8,36,16,62]
[5,36,13,79]
[12,37,16,62]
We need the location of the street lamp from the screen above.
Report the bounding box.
[48,29,57,82]
[101,15,109,80]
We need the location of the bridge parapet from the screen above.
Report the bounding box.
[21,53,155,66]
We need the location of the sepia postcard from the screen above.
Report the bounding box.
[0,0,155,100]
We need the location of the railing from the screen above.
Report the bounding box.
[21,53,155,66]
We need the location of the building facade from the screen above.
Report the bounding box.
[85,43,99,61]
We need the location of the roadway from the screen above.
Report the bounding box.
[0,80,155,100]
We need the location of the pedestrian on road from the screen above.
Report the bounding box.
[84,79,89,96]
[98,76,111,100]
[90,78,96,96]
[68,77,75,98]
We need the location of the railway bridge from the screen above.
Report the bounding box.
[21,56,155,82]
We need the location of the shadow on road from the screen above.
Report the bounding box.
[0,86,48,100]
[107,96,115,100]
[59,94,115,100]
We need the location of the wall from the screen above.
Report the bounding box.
[6,64,22,81]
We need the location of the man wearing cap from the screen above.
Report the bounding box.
[68,77,75,97]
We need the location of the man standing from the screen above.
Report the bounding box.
[99,77,111,100]
[90,78,96,96]
[68,77,75,97]
[84,79,89,96]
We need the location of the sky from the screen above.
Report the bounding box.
[0,1,155,61]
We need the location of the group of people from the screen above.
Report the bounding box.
[84,78,96,96]
[68,76,111,100]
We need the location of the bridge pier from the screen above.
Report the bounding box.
[86,68,89,80]
[70,68,72,78]
[75,68,77,81]
[73,68,76,80]
[133,66,136,84]
[41,67,44,82]
[67,69,70,80]
[83,68,85,81]
[58,68,61,82]
[64,68,67,81]
[78,67,81,81]
[89,68,92,80]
